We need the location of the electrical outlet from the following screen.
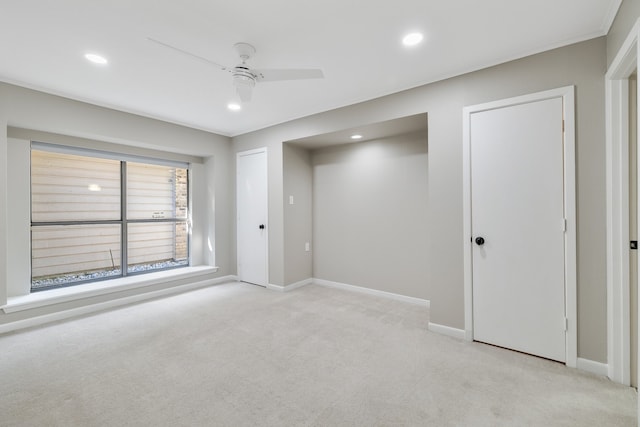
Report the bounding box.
[305,242,310,252]
[289,195,294,205]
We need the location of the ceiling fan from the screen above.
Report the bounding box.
[148,37,324,102]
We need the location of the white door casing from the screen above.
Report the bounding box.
[463,86,577,367]
[629,75,638,388]
[606,18,640,386]
[237,148,268,286]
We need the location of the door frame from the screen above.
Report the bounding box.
[236,147,269,286]
[606,18,640,386]
[462,86,577,368]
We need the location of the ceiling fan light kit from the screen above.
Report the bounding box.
[233,71,256,102]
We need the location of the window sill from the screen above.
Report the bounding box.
[2,266,219,314]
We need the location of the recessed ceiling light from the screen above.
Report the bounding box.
[84,53,108,65]
[351,134,363,140]
[227,103,242,111]
[402,32,424,47]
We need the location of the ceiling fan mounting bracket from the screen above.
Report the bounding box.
[234,42,256,62]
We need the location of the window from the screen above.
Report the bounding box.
[30,144,189,291]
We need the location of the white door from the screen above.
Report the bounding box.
[470,97,566,362]
[237,148,268,286]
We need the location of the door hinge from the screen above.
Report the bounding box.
[564,317,568,332]
[631,240,638,250]
[562,218,567,232]
[562,119,565,133]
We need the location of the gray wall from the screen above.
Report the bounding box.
[607,0,640,66]
[283,144,313,285]
[0,82,235,324]
[234,37,608,362]
[311,132,429,297]
[0,31,613,362]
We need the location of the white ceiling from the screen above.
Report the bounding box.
[0,0,621,137]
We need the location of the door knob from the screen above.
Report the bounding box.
[259,224,265,230]
[475,237,485,246]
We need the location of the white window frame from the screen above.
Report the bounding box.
[30,141,191,290]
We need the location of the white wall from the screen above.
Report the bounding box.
[311,132,428,297]
[0,83,234,325]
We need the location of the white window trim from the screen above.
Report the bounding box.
[32,140,190,169]
[30,141,192,291]
[2,265,218,314]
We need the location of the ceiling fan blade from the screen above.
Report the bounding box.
[253,69,324,82]
[147,37,231,71]
[236,85,253,102]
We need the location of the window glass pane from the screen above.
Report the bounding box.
[31,150,121,222]
[127,222,189,273]
[127,163,188,220]
[31,146,190,290]
[31,224,122,290]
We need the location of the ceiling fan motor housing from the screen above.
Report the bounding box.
[233,67,256,88]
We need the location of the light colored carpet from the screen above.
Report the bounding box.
[0,282,636,426]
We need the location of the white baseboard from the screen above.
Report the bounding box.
[266,278,312,292]
[576,357,609,377]
[313,278,430,307]
[428,322,466,340]
[0,275,237,335]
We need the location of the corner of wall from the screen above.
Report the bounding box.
[0,118,7,306]
[576,357,610,377]
[427,321,466,340]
